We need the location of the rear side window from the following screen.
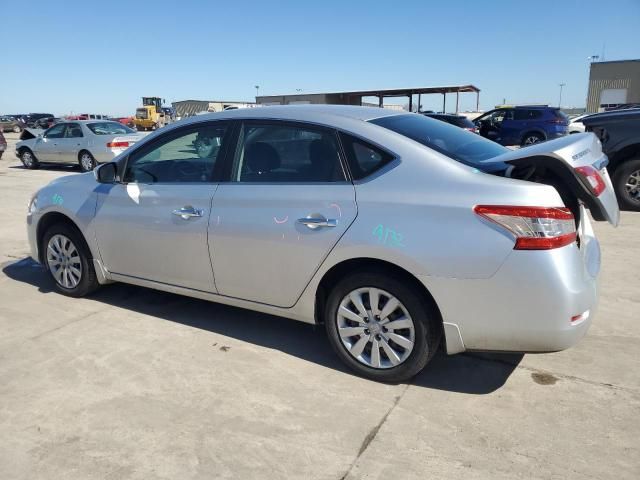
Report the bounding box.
[339,133,394,180]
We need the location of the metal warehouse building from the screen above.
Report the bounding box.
[586,59,640,113]
[172,100,256,118]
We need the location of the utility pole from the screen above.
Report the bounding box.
[558,83,566,108]
[254,85,260,99]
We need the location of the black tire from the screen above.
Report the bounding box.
[78,150,97,172]
[613,158,640,211]
[324,270,441,383]
[13,125,22,133]
[20,148,39,169]
[42,223,100,297]
[520,132,544,147]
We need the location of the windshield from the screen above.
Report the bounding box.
[370,114,509,172]
[87,122,136,135]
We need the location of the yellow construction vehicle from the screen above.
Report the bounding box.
[133,97,166,131]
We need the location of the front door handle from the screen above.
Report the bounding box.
[172,205,203,220]
[297,215,338,229]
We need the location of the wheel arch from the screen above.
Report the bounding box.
[314,257,444,337]
[36,212,93,264]
[610,143,640,172]
[520,129,547,143]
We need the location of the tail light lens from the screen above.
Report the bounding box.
[474,205,576,250]
[107,141,130,148]
[575,166,606,196]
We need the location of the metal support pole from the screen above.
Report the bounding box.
[408,95,413,112]
[442,93,446,113]
[476,92,480,111]
[455,91,459,113]
[379,95,383,107]
[418,94,421,112]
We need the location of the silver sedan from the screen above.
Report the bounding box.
[16,120,144,172]
[25,106,619,382]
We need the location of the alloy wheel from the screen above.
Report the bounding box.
[13,125,21,133]
[625,169,640,201]
[22,151,33,167]
[80,153,94,171]
[524,135,541,145]
[336,287,415,369]
[46,234,82,289]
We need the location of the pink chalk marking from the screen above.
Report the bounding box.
[274,215,289,224]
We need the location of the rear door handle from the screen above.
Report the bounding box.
[172,205,203,220]
[297,216,337,229]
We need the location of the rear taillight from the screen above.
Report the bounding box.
[107,141,130,148]
[464,127,478,133]
[474,205,576,250]
[575,166,606,196]
[547,118,566,125]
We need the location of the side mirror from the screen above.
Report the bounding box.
[94,162,117,183]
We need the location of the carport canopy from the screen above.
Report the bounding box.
[346,85,480,113]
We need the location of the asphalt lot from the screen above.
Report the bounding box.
[1,131,639,479]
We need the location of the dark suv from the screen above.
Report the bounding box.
[422,113,478,133]
[473,106,569,147]
[582,109,640,211]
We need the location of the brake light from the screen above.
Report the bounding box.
[107,141,130,148]
[575,166,605,196]
[547,119,566,125]
[474,205,576,250]
[464,127,478,133]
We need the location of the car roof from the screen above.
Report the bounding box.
[581,108,640,123]
[424,113,466,118]
[181,105,407,124]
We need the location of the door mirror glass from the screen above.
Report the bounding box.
[95,162,117,183]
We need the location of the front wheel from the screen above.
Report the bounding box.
[325,271,441,382]
[20,149,39,169]
[13,125,22,133]
[43,224,100,297]
[78,151,97,172]
[613,158,640,211]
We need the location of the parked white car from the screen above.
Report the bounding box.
[569,114,589,134]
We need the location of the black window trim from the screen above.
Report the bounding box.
[218,118,351,185]
[120,119,235,185]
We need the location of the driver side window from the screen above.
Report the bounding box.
[44,124,66,139]
[123,123,228,183]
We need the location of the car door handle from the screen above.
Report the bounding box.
[297,216,338,229]
[172,206,203,220]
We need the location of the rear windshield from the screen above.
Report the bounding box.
[370,114,508,171]
[87,122,135,135]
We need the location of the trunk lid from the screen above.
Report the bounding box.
[479,133,620,226]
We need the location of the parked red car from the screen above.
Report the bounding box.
[0,131,7,159]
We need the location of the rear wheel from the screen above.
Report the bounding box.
[42,223,100,297]
[521,132,544,147]
[20,149,39,169]
[78,151,96,172]
[325,271,441,382]
[613,158,640,211]
[12,125,21,133]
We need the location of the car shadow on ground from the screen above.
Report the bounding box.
[8,164,80,172]
[3,257,522,394]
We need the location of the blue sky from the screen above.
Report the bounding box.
[0,0,638,116]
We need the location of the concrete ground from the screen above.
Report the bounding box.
[1,131,638,479]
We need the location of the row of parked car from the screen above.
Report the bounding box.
[0,113,136,134]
